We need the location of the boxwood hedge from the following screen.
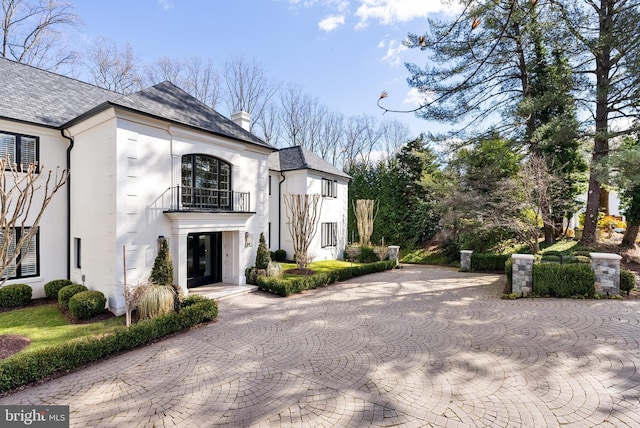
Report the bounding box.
[0,298,218,394]
[0,283,32,308]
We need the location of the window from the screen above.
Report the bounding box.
[268,175,272,196]
[0,131,38,170]
[181,155,232,209]
[321,178,337,198]
[0,228,39,279]
[74,238,81,269]
[268,223,271,248]
[321,222,337,247]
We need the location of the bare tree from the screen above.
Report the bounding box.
[283,193,322,270]
[379,119,410,162]
[0,157,68,285]
[342,115,381,169]
[222,55,278,131]
[1,0,80,70]
[353,199,378,246]
[85,36,142,94]
[145,56,221,108]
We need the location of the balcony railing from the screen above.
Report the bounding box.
[156,186,251,212]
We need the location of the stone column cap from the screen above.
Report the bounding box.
[460,250,473,254]
[388,245,400,249]
[512,254,534,260]
[589,252,622,261]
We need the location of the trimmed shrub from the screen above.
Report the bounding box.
[181,294,209,308]
[0,298,219,394]
[245,267,258,285]
[533,263,594,298]
[255,232,271,269]
[540,255,562,263]
[274,249,286,262]
[150,238,173,286]
[58,284,87,310]
[68,290,107,320]
[621,270,636,295]
[0,283,32,308]
[44,279,72,299]
[257,260,396,296]
[471,253,511,271]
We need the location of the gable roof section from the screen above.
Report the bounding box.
[0,58,273,150]
[269,145,350,179]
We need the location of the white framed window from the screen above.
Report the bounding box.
[0,227,39,279]
[0,131,39,170]
[321,178,337,198]
[321,222,337,247]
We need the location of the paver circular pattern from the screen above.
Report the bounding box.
[2,265,639,427]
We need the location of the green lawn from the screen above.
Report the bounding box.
[0,303,124,356]
[281,260,362,277]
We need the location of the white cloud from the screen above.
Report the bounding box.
[355,0,454,29]
[403,87,434,106]
[380,39,407,65]
[319,15,346,32]
[157,0,173,11]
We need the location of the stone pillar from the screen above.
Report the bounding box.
[460,250,473,271]
[512,254,534,296]
[388,245,400,266]
[590,253,622,297]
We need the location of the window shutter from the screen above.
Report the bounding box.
[0,133,16,164]
[20,232,38,276]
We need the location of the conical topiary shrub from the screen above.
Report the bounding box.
[255,232,271,269]
[150,238,173,285]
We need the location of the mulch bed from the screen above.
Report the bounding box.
[284,268,316,276]
[0,335,31,359]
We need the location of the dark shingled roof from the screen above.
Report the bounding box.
[269,146,350,179]
[0,58,273,150]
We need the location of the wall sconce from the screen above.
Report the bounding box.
[158,235,166,250]
[245,232,252,247]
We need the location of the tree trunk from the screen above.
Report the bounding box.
[621,223,639,248]
[543,224,556,245]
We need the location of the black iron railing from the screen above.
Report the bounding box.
[157,186,251,212]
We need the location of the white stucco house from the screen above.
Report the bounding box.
[268,146,350,262]
[0,58,348,314]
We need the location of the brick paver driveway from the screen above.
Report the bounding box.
[2,265,639,427]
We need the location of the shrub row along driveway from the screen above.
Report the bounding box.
[2,265,639,427]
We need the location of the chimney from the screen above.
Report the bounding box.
[231,111,251,132]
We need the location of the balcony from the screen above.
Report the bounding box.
[156,186,251,213]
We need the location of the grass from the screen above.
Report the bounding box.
[0,303,124,356]
[280,260,362,278]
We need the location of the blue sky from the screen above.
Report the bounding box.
[70,0,457,138]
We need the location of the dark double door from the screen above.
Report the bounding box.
[187,232,222,288]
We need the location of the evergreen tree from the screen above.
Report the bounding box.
[255,232,271,269]
[150,238,173,285]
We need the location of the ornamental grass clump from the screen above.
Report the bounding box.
[137,285,176,320]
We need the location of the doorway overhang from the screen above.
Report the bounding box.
[164,211,254,234]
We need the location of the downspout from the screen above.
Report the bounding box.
[61,129,74,280]
[278,171,286,249]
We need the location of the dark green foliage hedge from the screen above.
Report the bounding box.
[471,253,511,271]
[358,246,380,263]
[181,294,209,307]
[257,260,396,296]
[533,263,595,298]
[68,290,107,320]
[0,283,32,308]
[44,279,73,299]
[150,238,173,286]
[505,259,513,290]
[621,270,636,295]
[0,299,218,394]
[245,267,258,285]
[57,284,88,309]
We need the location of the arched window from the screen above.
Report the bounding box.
[181,155,231,209]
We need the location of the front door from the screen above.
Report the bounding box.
[187,232,222,288]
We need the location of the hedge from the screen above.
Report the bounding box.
[505,258,513,290]
[0,298,218,394]
[533,263,595,298]
[257,260,396,296]
[470,253,511,271]
[0,283,32,308]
